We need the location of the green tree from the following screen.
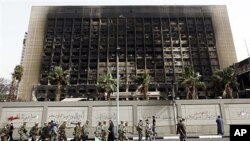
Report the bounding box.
[8,65,23,102]
[98,73,116,100]
[181,66,205,99]
[135,73,151,100]
[48,66,70,101]
[212,67,238,99]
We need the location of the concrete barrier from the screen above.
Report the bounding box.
[0,99,250,137]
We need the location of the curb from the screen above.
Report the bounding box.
[9,135,229,141]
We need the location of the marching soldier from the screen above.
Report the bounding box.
[58,121,67,141]
[82,120,89,141]
[30,123,38,141]
[18,122,28,141]
[118,121,124,140]
[95,121,102,140]
[8,123,14,141]
[152,116,157,141]
[176,119,186,141]
[137,120,143,141]
[101,121,109,141]
[40,122,50,141]
[29,123,39,141]
[73,122,82,141]
[0,123,9,141]
[50,123,59,141]
[121,122,128,141]
[145,119,152,141]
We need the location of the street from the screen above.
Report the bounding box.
[150,139,229,141]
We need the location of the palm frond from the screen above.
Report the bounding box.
[48,66,70,85]
[98,73,117,94]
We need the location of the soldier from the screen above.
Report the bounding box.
[118,121,124,140]
[0,123,9,141]
[29,123,39,141]
[176,119,186,141]
[18,122,28,141]
[73,122,82,141]
[152,116,157,140]
[145,119,152,141]
[58,121,67,141]
[95,121,102,140]
[136,120,143,141]
[50,123,59,141]
[82,120,89,141]
[101,121,109,141]
[8,123,14,141]
[121,122,128,141]
[40,122,50,141]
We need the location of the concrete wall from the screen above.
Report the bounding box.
[0,99,250,137]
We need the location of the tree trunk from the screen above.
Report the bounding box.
[143,85,148,100]
[195,87,199,99]
[214,84,218,99]
[55,82,62,101]
[186,87,190,99]
[15,82,20,101]
[8,78,16,102]
[107,92,111,101]
[191,85,196,99]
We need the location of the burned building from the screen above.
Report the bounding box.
[235,57,250,98]
[18,6,237,101]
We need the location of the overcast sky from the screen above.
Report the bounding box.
[1,0,250,80]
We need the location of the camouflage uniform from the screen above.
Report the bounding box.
[95,122,102,140]
[18,122,28,141]
[58,121,67,141]
[29,123,39,141]
[0,124,8,141]
[145,120,152,141]
[121,122,128,141]
[50,124,59,141]
[73,122,82,141]
[101,121,109,141]
[137,120,143,141]
[118,121,124,140]
[40,122,50,141]
[82,120,89,141]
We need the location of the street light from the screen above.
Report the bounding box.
[171,77,178,132]
[116,46,120,134]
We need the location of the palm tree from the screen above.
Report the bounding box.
[181,66,205,99]
[48,66,70,101]
[212,67,238,99]
[8,65,23,101]
[98,73,116,100]
[135,73,151,100]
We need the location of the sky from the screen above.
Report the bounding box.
[1,0,250,80]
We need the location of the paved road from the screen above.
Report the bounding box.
[9,138,229,141]
[153,139,229,141]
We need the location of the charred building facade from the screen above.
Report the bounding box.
[235,57,250,98]
[18,6,237,101]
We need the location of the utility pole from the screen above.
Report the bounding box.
[116,47,120,135]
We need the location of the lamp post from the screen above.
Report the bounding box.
[116,47,120,134]
[172,78,178,131]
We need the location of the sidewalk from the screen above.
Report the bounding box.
[8,133,229,141]
[86,133,229,140]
